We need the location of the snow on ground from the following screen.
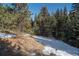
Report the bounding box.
[29,53,36,56]
[33,36,79,56]
[0,33,16,38]
[0,33,79,56]
[43,46,72,56]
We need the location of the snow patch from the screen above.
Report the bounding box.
[42,46,72,56]
[42,46,56,55]
[0,33,16,38]
[33,36,79,56]
[30,53,36,56]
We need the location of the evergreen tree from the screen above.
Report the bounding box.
[37,6,50,36]
[33,14,40,35]
[69,3,79,47]
[50,13,57,37]
[54,8,63,39]
[54,6,69,40]
[11,3,32,33]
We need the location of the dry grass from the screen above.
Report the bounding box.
[0,33,44,56]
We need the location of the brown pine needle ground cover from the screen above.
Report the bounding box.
[0,33,44,56]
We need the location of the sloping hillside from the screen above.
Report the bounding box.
[0,32,79,56]
[0,33,44,56]
[33,36,79,56]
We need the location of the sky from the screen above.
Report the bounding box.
[4,3,72,20]
[28,3,72,20]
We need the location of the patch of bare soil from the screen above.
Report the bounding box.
[0,33,44,56]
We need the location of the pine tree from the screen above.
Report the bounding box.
[11,3,32,33]
[54,8,63,39]
[54,7,69,40]
[37,6,50,36]
[33,14,40,35]
[50,13,57,37]
[69,3,79,47]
